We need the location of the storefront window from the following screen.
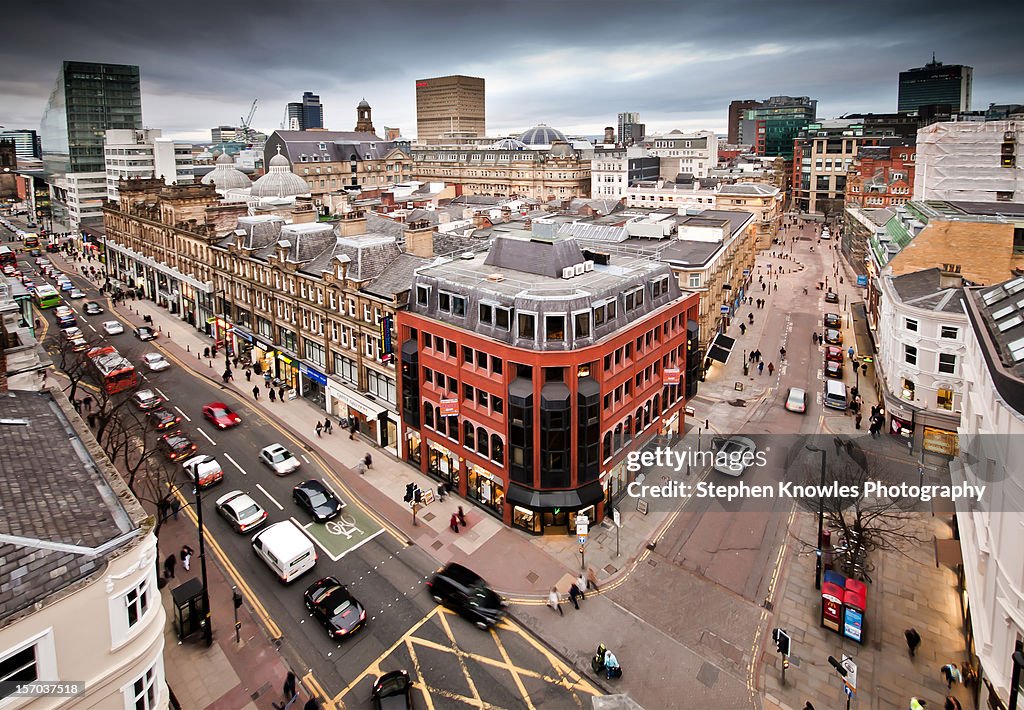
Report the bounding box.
[513,506,539,533]
[468,465,504,518]
[937,387,954,411]
[428,443,459,486]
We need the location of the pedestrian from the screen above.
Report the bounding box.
[269,388,276,403]
[303,700,319,710]
[86,412,97,428]
[812,331,818,344]
[349,416,357,440]
[363,452,372,469]
[245,369,251,382]
[804,704,815,710]
[163,554,176,579]
[180,545,193,572]
[324,417,332,434]
[941,662,961,689]
[767,362,774,376]
[586,567,600,592]
[854,412,862,429]
[569,583,583,610]
[279,386,285,401]
[779,347,786,360]
[457,506,466,527]
[252,385,260,400]
[73,399,82,413]
[438,483,447,502]
[158,498,171,522]
[283,672,297,704]
[848,345,855,359]
[315,421,323,437]
[748,313,754,324]
[945,696,962,710]
[171,498,181,521]
[910,698,927,710]
[548,587,563,615]
[450,513,460,533]
[264,372,272,387]
[203,346,210,359]
[754,349,761,362]
[758,361,764,375]
[739,323,746,335]
[576,572,587,599]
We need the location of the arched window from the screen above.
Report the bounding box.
[653,393,661,417]
[614,424,622,452]
[464,421,475,449]
[424,404,434,429]
[434,406,442,430]
[603,432,612,460]
[635,407,643,436]
[624,416,632,444]
[477,426,488,456]
[491,435,503,465]
[643,402,651,428]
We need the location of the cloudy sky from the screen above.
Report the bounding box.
[1,0,1021,142]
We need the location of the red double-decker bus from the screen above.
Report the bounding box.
[86,346,138,394]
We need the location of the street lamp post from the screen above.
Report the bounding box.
[805,445,828,590]
[194,481,214,647]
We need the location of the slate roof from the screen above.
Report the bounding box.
[483,234,585,278]
[272,130,409,163]
[889,268,965,314]
[0,390,140,625]
[363,253,431,299]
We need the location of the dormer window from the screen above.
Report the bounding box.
[319,143,327,151]
[300,155,307,162]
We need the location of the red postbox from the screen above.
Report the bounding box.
[842,579,867,643]
[821,581,844,632]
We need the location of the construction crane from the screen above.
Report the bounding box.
[240,99,258,145]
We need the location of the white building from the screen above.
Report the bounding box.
[914,121,1024,202]
[64,172,108,227]
[590,146,657,199]
[0,389,168,710]
[875,266,968,454]
[953,277,1024,709]
[105,129,194,201]
[641,130,719,178]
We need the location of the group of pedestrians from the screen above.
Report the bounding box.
[547,569,601,615]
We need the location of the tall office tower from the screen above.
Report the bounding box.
[617,112,640,145]
[0,129,42,159]
[415,75,485,144]
[898,57,973,115]
[40,61,143,227]
[285,91,325,131]
[211,125,241,143]
[727,99,760,144]
[744,96,818,159]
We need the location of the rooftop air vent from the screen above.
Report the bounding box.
[573,263,585,276]
[486,273,505,282]
[584,260,595,272]
[561,267,575,279]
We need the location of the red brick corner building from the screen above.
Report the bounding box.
[397,232,700,534]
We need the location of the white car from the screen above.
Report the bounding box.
[259,444,301,475]
[713,436,758,477]
[61,326,83,340]
[102,320,124,335]
[215,490,268,533]
[182,455,224,489]
[69,288,86,299]
[784,387,807,413]
[143,352,170,372]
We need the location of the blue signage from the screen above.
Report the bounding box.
[232,327,253,344]
[856,275,868,287]
[298,363,327,386]
[843,606,863,643]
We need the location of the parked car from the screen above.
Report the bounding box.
[182,454,224,488]
[134,326,157,341]
[102,320,124,335]
[824,345,844,364]
[83,301,103,315]
[202,402,242,429]
[784,387,807,413]
[159,430,197,462]
[824,328,843,345]
[427,562,506,630]
[824,359,844,379]
[215,490,268,533]
[148,406,181,430]
[712,435,758,476]
[260,444,300,475]
[304,576,367,640]
[824,290,840,304]
[143,352,170,372]
[132,389,162,410]
[292,479,343,522]
[371,670,414,710]
[823,313,841,329]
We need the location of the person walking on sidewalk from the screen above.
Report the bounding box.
[457,506,466,527]
[910,698,927,710]
[279,385,286,402]
[757,361,764,375]
[323,417,332,434]
[283,671,297,701]
[264,372,272,387]
[315,421,323,438]
[449,513,460,533]
[252,385,260,400]
[548,587,564,616]
[779,347,786,360]
[803,704,815,710]
[363,452,372,470]
[941,662,962,689]
[163,554,176,579]
[180,545,193,572]
[349,416,357,440]
[171,498,181,521]
[269,388,276,403]
[945,696,962,710]
[577,572,587,599]
[245,368,251,382]
[767,362,774,376]
[569,583,583,610]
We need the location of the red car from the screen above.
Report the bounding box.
[203,402,242,429]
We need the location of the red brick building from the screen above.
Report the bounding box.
[397,234,701,534]
[845,144,917,208]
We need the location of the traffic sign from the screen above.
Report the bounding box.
[578,535,587,545]
[575,515,589,536]
[841,656,857,693]
[613,510,621,528]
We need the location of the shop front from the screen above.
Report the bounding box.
[275,352,300,392]
[889,412,914,442]
[299,362,327,410]
[325,379,394,451]
[467,464,505,519]
[406,429,422,467]
[426,440,460,489]
[505,481,604,536]
[230,326,255,365]
[923,426,960,458]
[602,462,629,512]
[252,338,276,377]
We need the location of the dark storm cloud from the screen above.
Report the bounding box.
[1,0,1020,139]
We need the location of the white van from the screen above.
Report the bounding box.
[251,521,317,583]
[824,380,848,410]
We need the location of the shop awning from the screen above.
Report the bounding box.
[707,333,736,364]
[506,481,604,512]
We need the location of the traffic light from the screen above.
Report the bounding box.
[232,588,243,610]
[404,483,415,503]
[413,486,422,503]
[772,628,791,656]
[828,655,848,676]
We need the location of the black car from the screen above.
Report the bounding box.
[372,670,413,710]
[303,577,366,640]
[158,430,197,461]
[134,326,156,341]
[824,359,843,379]
[83,301,104,316]
[148,406,181,430]
[824,290,840,304]
[427,562,506,630]
[824,328,842,345]
[292,479,342,522]
[823,313,841,329]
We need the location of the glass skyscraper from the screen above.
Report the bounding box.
[897,58,973,115]
[744,96,818,159]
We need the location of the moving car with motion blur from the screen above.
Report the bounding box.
[148,406,181,430]
[427,562,507,630]
[159,430,197,462]
[202,402,242,429]
[182,454,224,488]
[784,387,807,413]
[259,444,300,475]
[303,577,367,640]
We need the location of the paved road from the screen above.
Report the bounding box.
[13,235,600,708]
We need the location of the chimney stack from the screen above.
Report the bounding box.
[938,263,962,289]
[405,219,434,259]
[338,209,367,237]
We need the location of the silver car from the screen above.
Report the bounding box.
[259,443,300,475]
[215,490,268,533]
[143,352,170,371]
[713,436,758,477]
[784,387,807,413]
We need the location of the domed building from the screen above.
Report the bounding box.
[201,151,252,191]
[518,124,567,146]
[491,137,527,151]
[250,147,312,199]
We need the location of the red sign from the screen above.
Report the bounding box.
[440,399,459,417]
[416,81,429,88]
[664,368,681,386]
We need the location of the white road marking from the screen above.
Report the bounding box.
[88,324,96,332]
[155,388,169,400]
[257,484,283,510]
[223,453,247,475]
[301,454,311,464]
[196,428,217,446]
[174,406,192,422]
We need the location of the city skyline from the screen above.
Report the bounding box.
[0,0,1021,142]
